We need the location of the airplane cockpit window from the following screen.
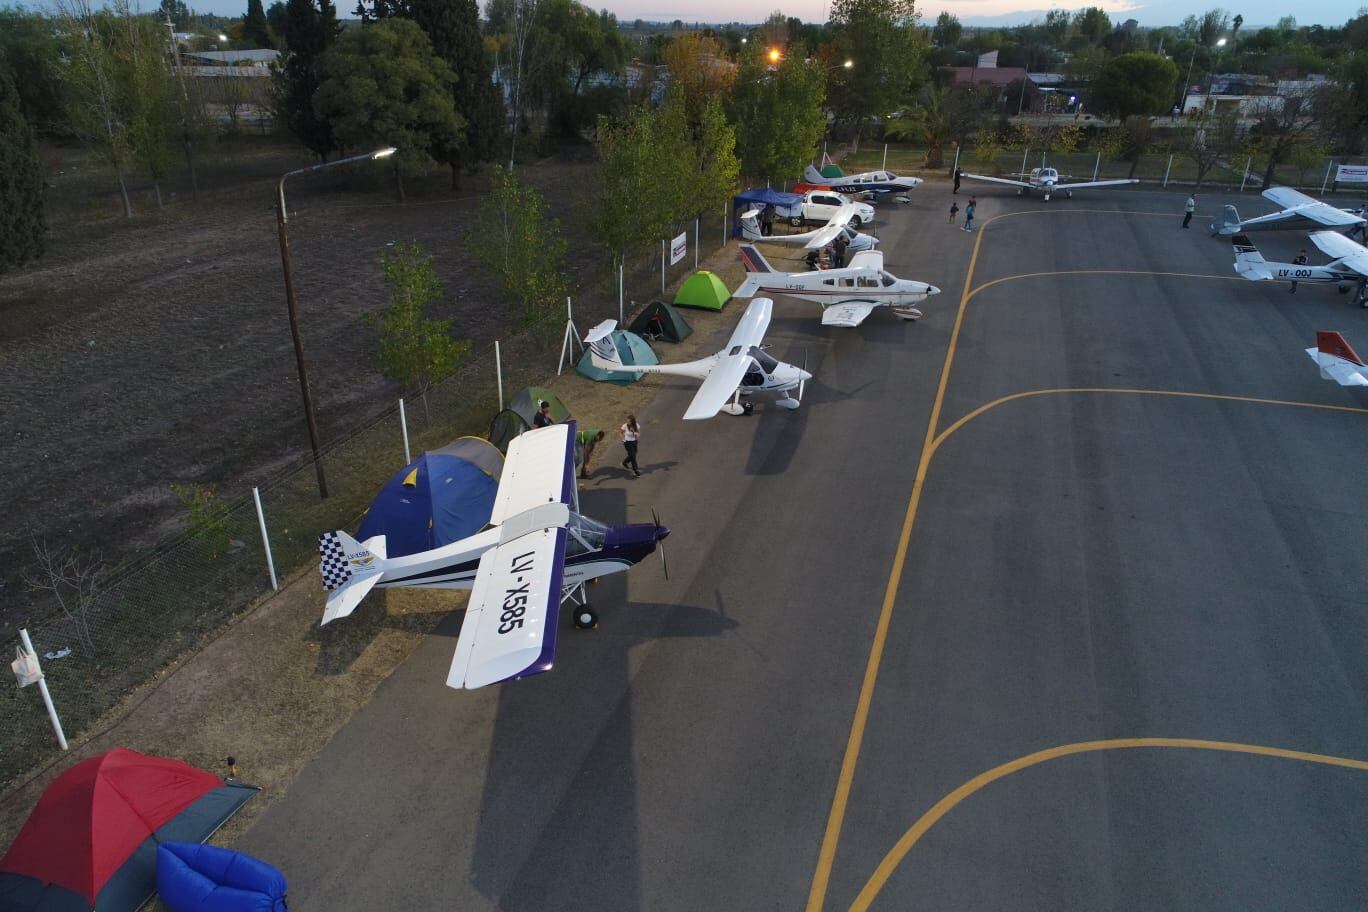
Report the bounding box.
[823,278,836,286]
[748,347,780,374]
[1041,168,1057,179]
[881,272,897,287]
[566,512,606,556]
[841,277,855,287]
[857,276,879,288]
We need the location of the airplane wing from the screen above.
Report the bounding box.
[682,298,772,420]
[821,301,877,327]
[448,423,575,689]
[1308,231,1368,277]
[960,172,1030,189]
[1262,187,1365,228]
[804,221,847,250]
[1054,178,1140,190]
[847,249,884,271]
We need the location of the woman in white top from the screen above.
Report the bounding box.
[619,415,641,477]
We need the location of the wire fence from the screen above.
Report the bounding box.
[0,207,737,791]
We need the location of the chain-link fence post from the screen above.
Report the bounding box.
[252,486,279,591]
[17,628,66,750]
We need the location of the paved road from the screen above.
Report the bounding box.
[239,186,1368,910]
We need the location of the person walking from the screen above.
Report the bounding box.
[620,415,641,477]
[953,168,962,194]
[578,428,605,479]
[1182,193,1196,229]
[962,198,976,232]
[532,400,554,428]
[1290,249,1308,294]
[949,201,960,224]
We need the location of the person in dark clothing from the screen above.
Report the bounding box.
[1290,249,1308,293]
[832,231,849,268]
[953,168,962,194]
[759,204,774,236]
[532,401,553,428]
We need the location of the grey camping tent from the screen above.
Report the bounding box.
[628,301,693,343]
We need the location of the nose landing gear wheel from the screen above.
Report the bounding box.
[574,606,598,629]
[742,400,754,415]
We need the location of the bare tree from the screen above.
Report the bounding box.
[506,0,539,171]
[1183,110,1243,188]
[1253,88,1324,188]
[22,539,107,658]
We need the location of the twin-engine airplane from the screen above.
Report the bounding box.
[1212,187,1366,237]
[958,166,1138,201]
[738,204,879,253]
[1306,331,1368,386]
[1232,231,1368,306]
[317,422,668,689]
[587,298,812,418]
[735,244,940,326]
[800,165,923,197]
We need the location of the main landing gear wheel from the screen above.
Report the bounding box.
[1066,190,1074,199]
[1016,188,1023,196]
[574,606,598,629]
[742,400,755,415]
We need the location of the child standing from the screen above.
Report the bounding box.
[948,201,959,224]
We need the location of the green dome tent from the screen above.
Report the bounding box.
[673,271,730,311]
[488,386,573,453]
[576,330,658,384]
[628,300,693,342]
[819,163,844,178]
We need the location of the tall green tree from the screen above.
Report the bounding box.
[931,11,961,47]
[244,0,272,46]
[688,94,740,222]
[275,0,338,159]
[409,0,504,186]
[0,67,44,270]
[824,0,925,150]
[368,242,470,405]
[1092,52,1179,119]
[732,47,828,182]
[0,8,68,131]
[313,18,463,176]
[1072,7,1111,44]
[124,14,178,208]
[469,168,569,325]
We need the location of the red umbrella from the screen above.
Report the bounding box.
[1,749,257,911]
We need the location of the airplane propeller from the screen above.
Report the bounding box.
[799,349,809,402]
[652,508,670,580]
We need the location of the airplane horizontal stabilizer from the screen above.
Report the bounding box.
[318,530,386,625]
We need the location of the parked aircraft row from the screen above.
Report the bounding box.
[1225,188,1368,307]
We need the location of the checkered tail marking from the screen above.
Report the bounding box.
[319,532,352,591]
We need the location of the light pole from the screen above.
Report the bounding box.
[276,146,397,499]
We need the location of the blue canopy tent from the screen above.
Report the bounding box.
[356,437,503,559]
[731,188,803,237]
[156,844,286,912]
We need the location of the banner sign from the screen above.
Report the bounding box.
[670,232,687,265]
[1336,164,1368,184]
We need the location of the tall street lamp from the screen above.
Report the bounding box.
[276,146,397,499]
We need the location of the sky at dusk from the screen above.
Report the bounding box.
[182,0,1355,29]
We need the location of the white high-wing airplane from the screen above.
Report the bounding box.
[738,204,879,252]
[734,244,940,326]
[959,166,1138,201]
[1232,231,1368,306]
[1212,187,1367,237]
[316,423,669,689]
[802,164,923,197]
[586,298,812,418]
[1306,330,1368,386]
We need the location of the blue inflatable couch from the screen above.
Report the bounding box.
[157,843,287,912]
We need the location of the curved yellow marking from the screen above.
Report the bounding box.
[849,738,1368,911]
[968,268,1242,300]
[932,388,1368,454]
[804,205,1368,912]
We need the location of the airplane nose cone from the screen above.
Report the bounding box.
[927,285,941,296]
[799,369,813,382]
[655,525,671,543]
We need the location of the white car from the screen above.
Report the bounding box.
[792,190,875,228]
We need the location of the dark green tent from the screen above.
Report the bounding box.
[628,301,693,343]
[488,387,573,453]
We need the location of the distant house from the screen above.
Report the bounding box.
[948,52,1026,88]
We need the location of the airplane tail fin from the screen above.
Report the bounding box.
[1232,234,1275,280]
[1212,204,1241,236]
[585,319,625,371]
[1317,330,1365,367]
[319,531,386,625]
[804,164,830,185]
[734,244,773,298]
[738,208,762,242]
